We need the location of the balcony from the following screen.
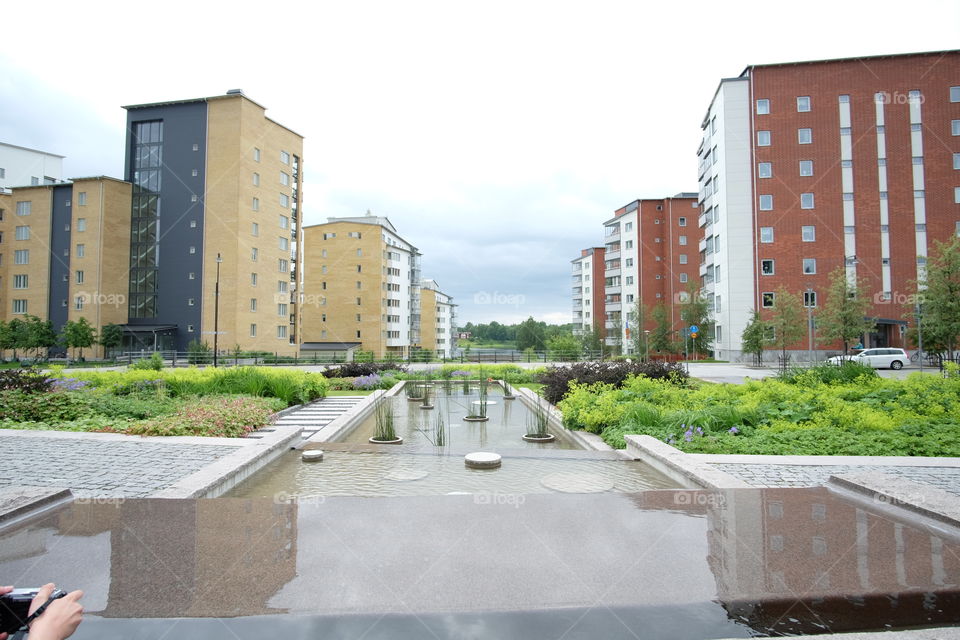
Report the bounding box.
[605,285,622,295]
[698,213,708,228]
[699,262,708,277]
[698,238,708,252]
[605,249,621,261]
[572,275,582,283]
[604,230,621,243]
[606,302,622,312]
[572,287,583,295]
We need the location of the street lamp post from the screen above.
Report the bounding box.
[806,287,814,365]
[644,330,650,362]
[916,302,924,374]
[214,253,222,367]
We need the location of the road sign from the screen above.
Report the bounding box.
[690,332,698,339]
[689,325,699,334]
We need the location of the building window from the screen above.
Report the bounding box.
[12,300,27,314]
[756,99,770,115]
[187,298,196,306]
[189,246,196,254]
[280,171,290,186]
[679,273,688,283]
[804,291,817,307]
[356,297,362,305]
[714,265,721,282]
[278,280,288,293]
[954,153,960,170]
[192,169,198,177]
[678,235,687,245]
[803,258,817,274]
[76,218,86,232]
[625,276,634,285]
[954,187,960,204]
[801,225,816,242]
[16,202,31,216]
[798,128,812,144]
[624,222,632,232]
[13,274,27,289]
[279,236,289,251]
[624,240,633,249]
[760,227,774,243]
[953,120,960,136]
[625,258,633,267]
[761,259,775,275]
[76,270,84,284]
[279,215,289,229]
[280,151,290,164]
[714,296,721,312]
[278,303,288,316]
[759,195,773,211]
[951,87,960,102]
[277,325,288,338]
[840,127,851,136]
[253,172,260,186]
[252,197,259,211]
[279,259,288,272]
[192,143,199,152]
[800,160,813,176]
[797,96,811,112]
[76,192,87,206]
[189,272,195,279]
[800,193,815,209]
[280,193,289,208]
[251,272,258,286]
[76,243,85,257]
[679,254,688,264]
[15,226,29,240]
[762,292,775,308]
[758,162,772,178]
[14,250,29,264]
[249,298,258,312]
[757,130,771,146]
[252,222,259,236]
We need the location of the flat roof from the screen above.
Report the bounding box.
[123,91,304,138]
[0,141,65,158]
[741,48,958,75]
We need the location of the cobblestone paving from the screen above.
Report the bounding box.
[0,434,238,498]
[711,463,960,496]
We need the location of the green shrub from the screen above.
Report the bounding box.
[0,389,89,422]
[120,396,285,437]
[130,353,163,371]
[0,369,54,393]
[778,361,877,385]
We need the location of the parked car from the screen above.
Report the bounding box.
[826,348,909,370]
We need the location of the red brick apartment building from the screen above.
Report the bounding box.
[698,50,960,360]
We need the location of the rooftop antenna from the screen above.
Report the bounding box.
[365,209,373,216]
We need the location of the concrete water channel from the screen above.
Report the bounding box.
[1,379,958,639]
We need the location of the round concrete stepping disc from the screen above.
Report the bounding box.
[465,452,502,469]
[302,450,324,462]
[384,469,429,481]
[471,400,497,405]
[541,472,614,493]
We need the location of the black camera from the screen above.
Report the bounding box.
[0,588,66,634]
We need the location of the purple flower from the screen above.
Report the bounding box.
[50,378,90,392]
[353,373,382,390]
[729,426,740,435]
[695,426,703,435]
[683,428,694,443]
[451,370,471,378]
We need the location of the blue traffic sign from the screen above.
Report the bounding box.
[689,325,699,334]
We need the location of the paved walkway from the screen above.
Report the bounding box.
[708,462,960,495]
[0,431,241,498]
[273,396,366,440]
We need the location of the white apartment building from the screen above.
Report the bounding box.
[0,142,64,190]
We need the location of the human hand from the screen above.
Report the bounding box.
[0,585,12,640]
[27,584,83,640]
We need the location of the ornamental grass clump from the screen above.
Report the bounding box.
[373,397,398,441]
[526,394,550,437]
[122,396,283,437]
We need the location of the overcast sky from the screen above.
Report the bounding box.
[2,0,957,325]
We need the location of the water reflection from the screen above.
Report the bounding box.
[0,487,956,636]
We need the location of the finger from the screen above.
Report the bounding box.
[1,631,9,640]
[29,584,55,615]
[0,586,12,595]
[64,590,84,602]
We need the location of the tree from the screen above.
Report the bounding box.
[547,333,581,361]
[580,323,603,357]
[515,317,546,351]
[817,267,876,354]
[628,301,648,357]
[0,321,12,361]
[62,318,97,360]
[911,236,960,358]
[648,303,675,356]
[767,286,806,364]
[679,281,713,357]
[22,316,57,360]
[99,323,124,359]
[740,309,768,365]
[5,318,27,361]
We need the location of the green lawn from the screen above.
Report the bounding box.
[327,388,376,396]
